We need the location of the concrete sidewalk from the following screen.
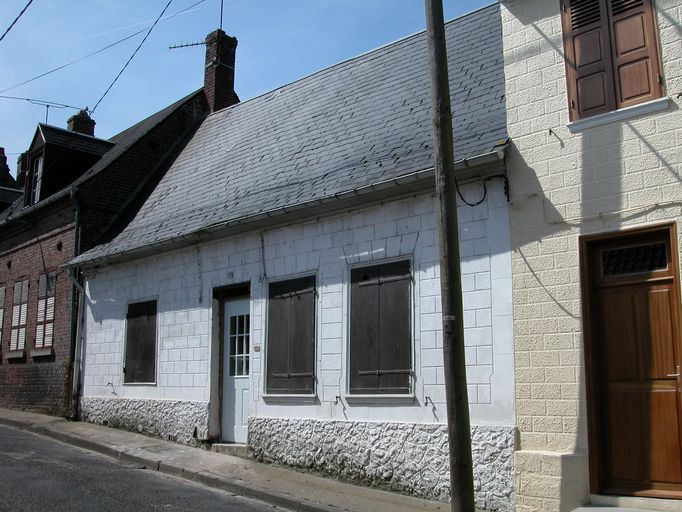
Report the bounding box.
[0,408,447,512]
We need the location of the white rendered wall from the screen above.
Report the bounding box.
[81,181,514,427]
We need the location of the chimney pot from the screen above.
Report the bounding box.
[204,29,238,113]
[67,109,96,136]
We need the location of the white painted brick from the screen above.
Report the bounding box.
[463,290,491,310]
[465,327,492,347]
[82,190,513,430]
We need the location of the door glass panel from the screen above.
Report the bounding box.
[228,313,250,377]
[602,242,667,276]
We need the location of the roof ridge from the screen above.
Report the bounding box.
[38,123,112,144]
[207,2,499,118]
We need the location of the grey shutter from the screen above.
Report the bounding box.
[266,277,316,394]
[350,261,411,394]
[350,266,380,394]
[378,261,411,393]
[124,300,157,383]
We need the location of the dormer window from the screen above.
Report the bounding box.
[25,153,43,206]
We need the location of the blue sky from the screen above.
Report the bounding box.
[0,0,493,176]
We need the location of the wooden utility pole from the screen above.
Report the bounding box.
[423,1,475,511]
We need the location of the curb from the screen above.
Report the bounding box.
[0,416,344,512]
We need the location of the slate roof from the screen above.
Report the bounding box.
[0,90,205,225]
[0,186,22,207]
[74,3,507,265]
[72,89,204,187]
[39,125,114,156]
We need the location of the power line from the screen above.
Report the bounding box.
[91,0,174,114]
[0,30,145,94]
[0,94,81,110]
[0,0,35,43]
[1,0,207,94]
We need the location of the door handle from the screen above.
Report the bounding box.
[667,365,681,391]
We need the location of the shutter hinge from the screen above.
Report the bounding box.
[657,73,663,85]
[571,99,576,109]
[562,1,566,13]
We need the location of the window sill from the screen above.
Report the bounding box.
[344,394,416,405]
[31,347,54,358]
[6,350,26,360]
[262,394,318,404]
[567,97,671,133]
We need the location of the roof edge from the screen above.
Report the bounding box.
[69,143,508,270]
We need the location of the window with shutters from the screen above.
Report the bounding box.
[35,272,56,349]
[561,0,663,121]
[0,286,5,347]
[350,260,412,395]
[124,300,157,384]
[266,276,316,395]
[10,278,29,351]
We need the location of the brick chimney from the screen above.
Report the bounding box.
[0,147,18,188]
[204,29,239,113]
[67,109,96,136]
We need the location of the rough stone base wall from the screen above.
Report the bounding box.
[249,417,515,511]
[79,397,209,446]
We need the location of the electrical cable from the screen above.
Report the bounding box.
[0,0,35,43]
[0,30,145,94]
[90,0,173,114]
[1,0,206,94]
[454,174,507,207]
[0,94,80,110]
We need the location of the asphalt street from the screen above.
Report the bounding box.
[0,426,281,512]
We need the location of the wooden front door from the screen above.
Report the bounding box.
[583,225,682,498]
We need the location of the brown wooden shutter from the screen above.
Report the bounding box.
[607,0,663,108]
[561,0,617,120]
[350,261,411,394]
[266,277,315,394]
[378,261,411,394]
[124,300,157,383]
[350,266,380,394]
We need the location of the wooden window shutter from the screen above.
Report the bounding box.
[124,300,157,383]
[561,0,617,120]
[350,266,380,394]
[377,261,412,394]
[350,261,411,394]
[266,276,315,394]
[607,0,663,108]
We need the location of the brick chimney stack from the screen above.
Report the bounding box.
[204,29,239,113]
[67,109,96,136]
[0,147,19,188]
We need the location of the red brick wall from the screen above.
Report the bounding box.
[0,220,75,416]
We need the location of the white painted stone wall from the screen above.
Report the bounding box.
[250,418,515,511]
[501,0,682,510]
[81,181,514,506]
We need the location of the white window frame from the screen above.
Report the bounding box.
[10,278,29,351]
[35,271,56,349]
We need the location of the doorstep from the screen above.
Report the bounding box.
[211,442,250,459]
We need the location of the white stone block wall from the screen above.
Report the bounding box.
[501,0,682,510]
[249,417,515,511]
[80,182,514,506]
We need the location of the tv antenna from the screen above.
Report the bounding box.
[168,41,205,50]
[168,0,225,50]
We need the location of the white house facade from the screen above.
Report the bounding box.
[73,5,517,510]
[80,185,515,507]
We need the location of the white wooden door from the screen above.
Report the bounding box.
[221,297,250,443]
